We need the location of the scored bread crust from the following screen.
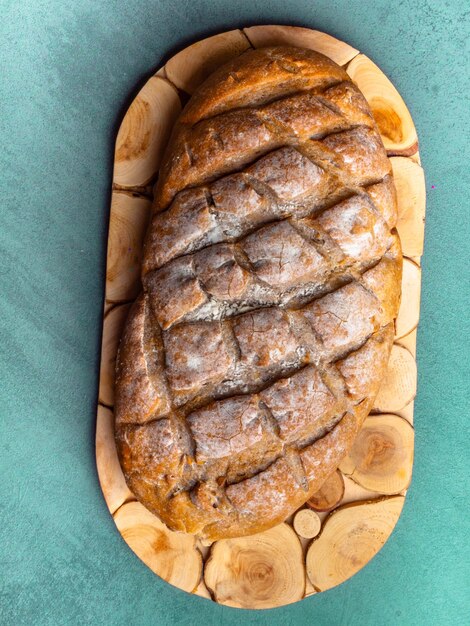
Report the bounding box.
[115,46,402,541]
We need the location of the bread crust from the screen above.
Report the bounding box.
[115,47,402,541]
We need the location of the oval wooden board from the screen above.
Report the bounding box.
[96,26,425,609]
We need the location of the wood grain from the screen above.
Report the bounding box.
[96,405,134,514]
[339,414,414,494]
[374,345,417,413]
[306,470,345,512]
[114,77,181,187]
[165,30,251,94]
[95,25,425,608]
[347,55,418,156]
[341,475,385,506]
[113,501,203,592]
[396,259,421,339]
[98,303,131,407]
[204,523,305,608]
[293,509,322,539]
[244,25,359,65]
[306,497,405,591]
[391,156,426,259]
[105,192,152,303]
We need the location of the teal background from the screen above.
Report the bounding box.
[1,1,469,624]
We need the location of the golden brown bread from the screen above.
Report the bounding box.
[115,46,402,541]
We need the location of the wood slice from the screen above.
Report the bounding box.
[105,192,152,303]
[204,523,305,608]
[98,303,131,407]
[114,501,203,593]
[165,30,251,94]
[339,414,414,494]
[114,76,181,188]
[96,26,425,607]
[243,25,359,66]
[391,157,426,259]
[306,470,345,512]
[293,509,322,539]
[306,497,405,591]
[374,345,417,413]
[395,259,421,339]
[96,405,135,513]
[347,55,418,156]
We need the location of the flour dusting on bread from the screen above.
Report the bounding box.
[115,47,402,540]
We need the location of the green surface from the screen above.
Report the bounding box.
[1,1,469,624]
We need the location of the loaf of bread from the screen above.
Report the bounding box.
[115,46,402,541]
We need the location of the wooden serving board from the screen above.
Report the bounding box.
[96,25,425,609]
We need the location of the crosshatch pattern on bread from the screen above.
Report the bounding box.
[114,47,403,542]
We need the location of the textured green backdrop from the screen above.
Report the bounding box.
[1,1,469,624]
